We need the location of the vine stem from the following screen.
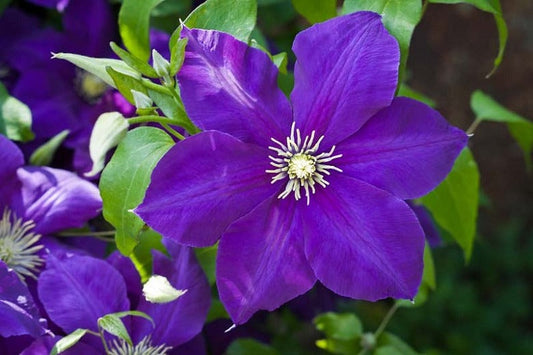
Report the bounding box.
[466,118,482,135]
[374,302,400,339]
[128,115,176,126]
[161,123,185,140]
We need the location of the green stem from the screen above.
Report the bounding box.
[466,118,482,135]
[58,231,116,237]
[128,115,176,126]
[98,326,111,354]
[422,0,429,16]
[374,302,400,339]
[141,79,168,95]
[161,123,185,140]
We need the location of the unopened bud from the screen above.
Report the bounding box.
[131,90,153,109]
[143,275,187,304]
[152,49,173,86]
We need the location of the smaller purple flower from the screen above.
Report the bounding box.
[136,12,468,324]
[35,238,211,354]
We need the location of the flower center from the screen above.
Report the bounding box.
[75,70,108,103]
[0,209,43,282]
[266,123,342,205]
[108,336,172,355]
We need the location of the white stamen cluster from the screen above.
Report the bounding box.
[267,123,343,205]
[108,336,172,355]
[0,209,43,281]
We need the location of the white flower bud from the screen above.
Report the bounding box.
[142,274,187,304]
[152,49,172,85]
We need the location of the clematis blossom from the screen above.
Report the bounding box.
[136,12,468,324]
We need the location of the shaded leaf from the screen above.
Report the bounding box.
[110,42,158,78]
[194,243,218,286]
[420,148,479,260]
[29,130,69,166]
[376,332,419,355]
[98,314,132,345]
[398,84,436,108]
[227,338,279,355]
[106,67,147,104]
[100,127,174,256]
[147,89,198,134]
[291,0,336,24]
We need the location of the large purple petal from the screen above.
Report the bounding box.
[107,252,142,308]
[178,28,292,146]
[11,167,101,235]
[291,12,399,147]
[303,175,424,301]
[20,335,97,355]
[136,131,276,247]
[217,196,316,324]
[37,254,129,333]
[132,240,210,347]
[0,261,46,338]
[0,135,23,208]
[337,97,468,199]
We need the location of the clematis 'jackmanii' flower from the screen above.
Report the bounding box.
[137,12,468,324]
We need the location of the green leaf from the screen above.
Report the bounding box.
[118,0,164,62]
[428,0,506,77]
[291,0,336,24]
[106,67,147,104]
[314,312,363,340]
[98,314,132,346]
[396,243,436,308]
[342,0,422,86]
[100,127,174,255]
[420,148,480,261]
[50,329,89,355]
[227,338,279,355]
[52,53,140,89]
[85,112,129,178]
[147,88,198,134]
[0,82,34,142]
[130,229,167,282]
[184,0,257,42]
[194,243,218,286]
[169,37,188,77]
[0,0,9,17]
[398,84,436,108]
[376,332,419,355]
[470,90,533,170]
[111,310,155,327]
[29,130,69,166]
[110,42,158,78]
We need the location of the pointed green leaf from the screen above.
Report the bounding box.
[170,37,188,76]
[100,127,174,255]
[29,130,69,166]
[314,312,363,340]
[291,0,336,24]
[98,314,132,346]
[194,243,218,286]
[398,84,436,108]
[471,90,533,169]
[184,0,257,42]
[342,0,422,85]
[106,67,147,104]
[50,329,89,355]
[0,82,34,142]
[118,0,164,62]
[420,148,480,261]
[85,112,129,178]
[130,229,167,282]
[428,0,506,77]
[110,42,158,78]
[53,53,140,88]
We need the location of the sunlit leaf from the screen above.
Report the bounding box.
[428,0,507,77]
[0,82,34,142]
[100,127,174,255]
[470,90,533,170]
[106,67,147,104]
[110,42,158,78]
[342,0,422,85]
[98,314,132,346]
[118,0,164,62]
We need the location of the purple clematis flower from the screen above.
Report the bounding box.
[33,238,210,354]
[136,12,468,324]
[0,134,102,349]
